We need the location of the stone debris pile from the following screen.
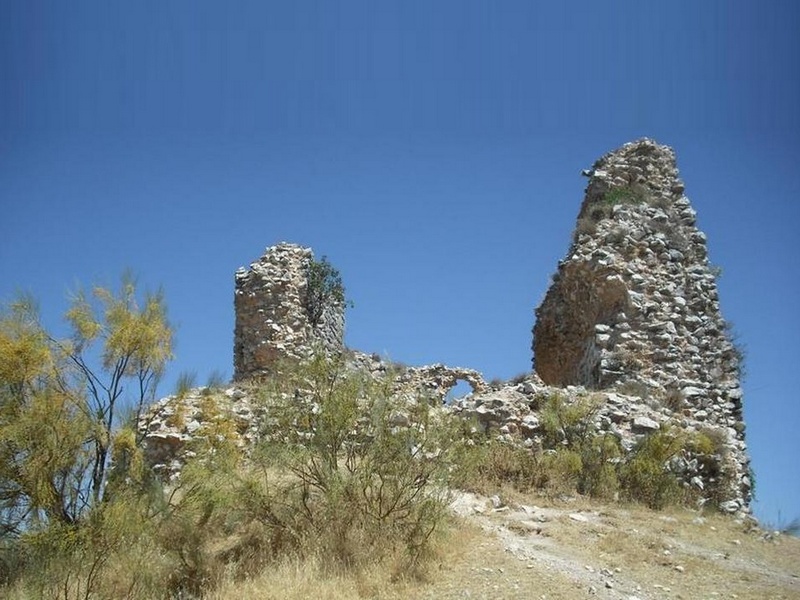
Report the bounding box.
[139,387,257,480]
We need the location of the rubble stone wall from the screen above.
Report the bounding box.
[532,139,750,512]
[141,139,752,514]
[233,243,345,380]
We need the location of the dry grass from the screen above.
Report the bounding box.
[210,525,459,600]
[531,498,800,600]
[209,493,800,600]
[211,558,412,600]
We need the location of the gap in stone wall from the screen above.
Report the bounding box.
[445,379,474,404]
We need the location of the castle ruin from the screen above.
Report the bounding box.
[141,139,752,513]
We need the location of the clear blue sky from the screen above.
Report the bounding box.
[1,1,797,526]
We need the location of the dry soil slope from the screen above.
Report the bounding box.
[430,492,800,600]
[213,493,800,600]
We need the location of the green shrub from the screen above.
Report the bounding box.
[156,437,242,597]
[619,430,685,509]
[451,440,540,494]
[687,428,726,456]
[250,353,453,573]
[578,433,622,500]
[601,184,649,206]
[305,255,349,327]
[539,449,583,496]
[539,392,601,449]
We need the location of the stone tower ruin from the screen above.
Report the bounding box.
[141,140,752,513]
[532,139,750,511]
[233,243,345,380]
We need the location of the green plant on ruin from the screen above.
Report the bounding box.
[539,392,602,449]
[165,397,189,430]
[304,255,349,328]
[619,428,686,509]
[615,379,653,400]
[686,427,727,457]
[575,184,651,239]
[194,395,241,453]
[662,387,685,411]
[451,439,541,495]
[600,184,650,207]
[723,321,747,382]
[748,465,757,501]
[510,372,529,385]
[574,215,601,237]
[174,370,196,399]
[203,369,228,395]
[249,352,453,574]
[488,377,505,390]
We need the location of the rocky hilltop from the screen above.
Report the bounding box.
[140,139,751,514]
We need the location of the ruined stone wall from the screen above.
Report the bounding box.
[233,243,345,380]
[141,141,752,514]
[532,139,750,511]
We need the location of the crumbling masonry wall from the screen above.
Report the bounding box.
[233,243,345,380]
[532,139,750,512]
[141,140,752,514]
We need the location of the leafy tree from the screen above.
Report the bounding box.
[304,256,347,327]
[62,274,172,503]
[0,296,90,532]
[0,275,172,534]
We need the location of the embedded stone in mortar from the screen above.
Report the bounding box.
[233,242,345,380]
[533,138,741,395]
[532,138,750,512]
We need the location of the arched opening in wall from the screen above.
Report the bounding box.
[445,379,473,404]
[534,266,630,388]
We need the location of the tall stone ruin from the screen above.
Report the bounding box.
[141,139,752,513]
[533,139,750,511]
[233,242,345,380]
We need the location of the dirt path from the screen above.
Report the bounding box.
[439,491,800,600]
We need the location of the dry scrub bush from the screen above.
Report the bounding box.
[244,353,454,576]
[451,440,540,494]
[3,353,456,599]
[453,394,725,511]
[619,429,686,509]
